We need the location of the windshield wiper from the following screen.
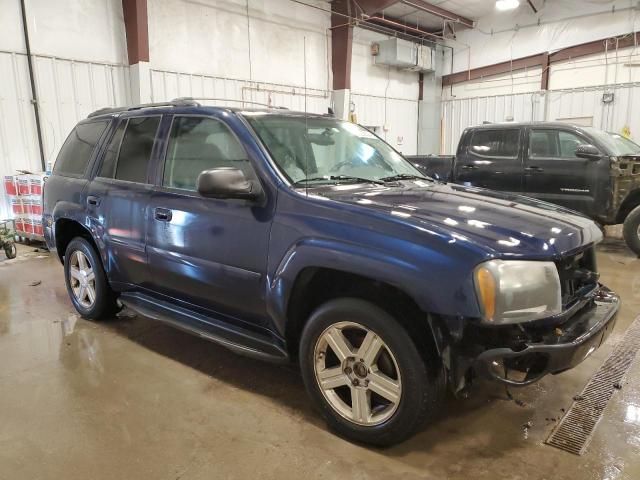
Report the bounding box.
[291,175,384,187]
[379,173,432,182]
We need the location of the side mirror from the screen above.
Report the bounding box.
[575,144,601,160]
[197,167,262,201]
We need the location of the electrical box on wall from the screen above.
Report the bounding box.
[373,38,434,72]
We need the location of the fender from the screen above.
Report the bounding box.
[265,237,482,337]
[48,201,107,266]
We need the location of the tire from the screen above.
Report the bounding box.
[299,298,443,446]
[64,237,119,320]
[623,205,640,257]
[4,243,16,259]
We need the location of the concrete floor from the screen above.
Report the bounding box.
[0,240,639,480]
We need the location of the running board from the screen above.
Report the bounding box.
[119,293,289,363]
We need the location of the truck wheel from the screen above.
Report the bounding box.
[64,237,119,320]
[299,298,443,446]
[623,205,640,257]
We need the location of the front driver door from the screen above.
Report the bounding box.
[523,128,598,214]
[145,114,274,325]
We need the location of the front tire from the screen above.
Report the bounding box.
[299,298,443,446]
[623,205,640,256]
[64,237,119,320]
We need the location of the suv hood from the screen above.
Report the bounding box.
[310,181,601,258]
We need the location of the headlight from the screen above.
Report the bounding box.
[474,260,562,324]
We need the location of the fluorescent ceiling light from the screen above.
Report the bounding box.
[496,0,520,10]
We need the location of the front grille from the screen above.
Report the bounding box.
[555,247,598,308]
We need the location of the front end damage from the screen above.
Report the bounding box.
[434,247,620,393]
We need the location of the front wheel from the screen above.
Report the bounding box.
[623,205,640,257]
[299,298,443,446]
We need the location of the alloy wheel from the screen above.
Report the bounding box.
[313,321,402,426]
[69,251,96,309]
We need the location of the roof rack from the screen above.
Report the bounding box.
[87,98,200,118]
[87,96,289,119]
[173,97,289,110]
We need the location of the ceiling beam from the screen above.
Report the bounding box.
[367,13,443,39]
[354,0,402,15]
[400,0,474,29]
[442,31,640,87]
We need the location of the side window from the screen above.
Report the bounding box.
[469,129,519,158]
[529,130,559,157]
[162,116,252,191]
[97,121,126,178]
[54,121,108,176]
[114,117,160,183]
[558,131,584,158]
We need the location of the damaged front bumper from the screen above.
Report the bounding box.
[469,286,620,387]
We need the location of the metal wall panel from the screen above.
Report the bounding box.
[0,51,130,219]
[441,82,640,155]
[351,93,419,155]
[149,69,331,114]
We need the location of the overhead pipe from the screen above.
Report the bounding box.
[19,0,46,171]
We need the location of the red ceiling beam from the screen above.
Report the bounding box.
[401,0,474,29]
[367,14,444,39]
[356,0,403,15]
[442,54,545,86]
[442,31,640,87]
[122,0,149,64]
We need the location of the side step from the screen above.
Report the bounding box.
[119,292,289,363]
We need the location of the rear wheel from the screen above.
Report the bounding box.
[64,237,119,319]
[299,298,443,446]
[623,205,640,256]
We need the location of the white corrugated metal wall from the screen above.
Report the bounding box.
[351,93,419,155]
[148,70,420,156]
[149,69,330,114]
[441,82,640,154]
[0,50,130,219]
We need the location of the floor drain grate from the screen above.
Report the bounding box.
[546,315,640,455]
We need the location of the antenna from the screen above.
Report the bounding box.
[303,35,309,197]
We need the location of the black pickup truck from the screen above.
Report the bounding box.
[409,122,640,255]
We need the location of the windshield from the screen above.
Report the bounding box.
[583,128,640,156]
[242,114,427,185]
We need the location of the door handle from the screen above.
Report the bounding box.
[460,164,479,170]
[154,208,172,222]
[524,166,544,173]
[87,195,101,207]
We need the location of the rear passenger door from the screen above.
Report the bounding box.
[455,128,523,193]
[145,115,273,324]
[86,115,162,289]
[523,128,595,213]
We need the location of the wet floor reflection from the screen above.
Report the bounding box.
[0,242,639,480]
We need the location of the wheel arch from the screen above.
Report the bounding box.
[54,218,99,264]
[616,189,640,224]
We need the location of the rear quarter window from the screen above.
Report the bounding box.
[469,129,520,158]
[54,121,109,176]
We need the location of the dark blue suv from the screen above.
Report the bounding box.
[44,98,620,445]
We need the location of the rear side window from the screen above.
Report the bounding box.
[469,129,520,158]
[98,121,126,178]
[54,121,108,175]
[113,117,160,183]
